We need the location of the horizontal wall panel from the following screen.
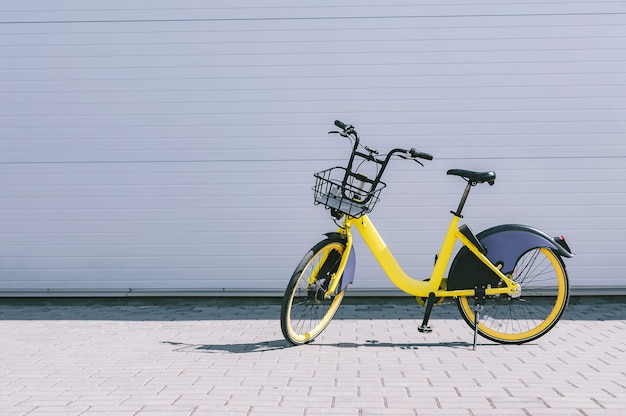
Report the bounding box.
[1,1,625,295]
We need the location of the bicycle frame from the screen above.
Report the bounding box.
[325,213,520,299]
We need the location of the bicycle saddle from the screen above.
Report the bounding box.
[447,169,496,185]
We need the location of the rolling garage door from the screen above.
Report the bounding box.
[1,1,625,295]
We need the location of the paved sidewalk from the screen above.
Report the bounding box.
[0,296,625,416]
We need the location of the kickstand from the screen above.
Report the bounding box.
[472,286,486,351]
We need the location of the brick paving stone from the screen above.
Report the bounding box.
[1,296,625,416]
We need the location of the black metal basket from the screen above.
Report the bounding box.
[313,167,386,218]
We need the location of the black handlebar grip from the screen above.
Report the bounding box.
[334,120,348,130]
[410,148,434,160]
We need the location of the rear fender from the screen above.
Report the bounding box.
[476,224,573,272]
[447,224,573,291]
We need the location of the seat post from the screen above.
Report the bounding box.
[452,180,475,217]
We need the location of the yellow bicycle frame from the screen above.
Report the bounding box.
[325,214,520,298]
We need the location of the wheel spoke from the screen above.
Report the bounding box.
[457,248,569,344]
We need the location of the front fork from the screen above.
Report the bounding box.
[323,229,353,298]
[306,229,354,299]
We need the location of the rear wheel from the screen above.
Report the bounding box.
[280,236,348,345]
[456,248,569,344]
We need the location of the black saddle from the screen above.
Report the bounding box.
[447,169,496,185]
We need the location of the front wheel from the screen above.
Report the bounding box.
[280,236,348,345]
[456,248,569,344]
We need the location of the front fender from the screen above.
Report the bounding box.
[447,224,573,291]
[324,232,356,293]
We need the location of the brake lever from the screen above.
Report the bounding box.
[398,151,424,166]
[328,130,349,138]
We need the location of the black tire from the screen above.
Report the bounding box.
[280,236,348,345]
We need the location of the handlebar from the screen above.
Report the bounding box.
[332,119,433,163]
[321,120,434,215]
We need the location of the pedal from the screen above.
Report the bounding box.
[418,292,437,334]
[418,325,432,333]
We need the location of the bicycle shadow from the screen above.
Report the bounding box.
[162,340,291,354]
[161,339,491,354]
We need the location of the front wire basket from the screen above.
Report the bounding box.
[313,167,386,218]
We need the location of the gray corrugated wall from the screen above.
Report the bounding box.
[0,1,625,295]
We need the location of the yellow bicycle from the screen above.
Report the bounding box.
[280,121,573,348]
